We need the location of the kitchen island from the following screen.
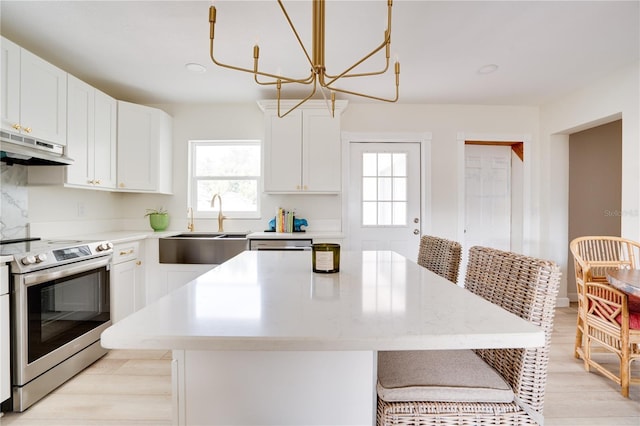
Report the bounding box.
[101,250,544,426]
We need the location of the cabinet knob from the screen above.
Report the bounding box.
[119,183,125,188]
[136,261,142,266]
[23,127,32,133]
[12,123,21,131]
[95,180,101,185]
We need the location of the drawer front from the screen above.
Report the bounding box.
[112,241,140,264]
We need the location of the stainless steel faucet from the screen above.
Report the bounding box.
[210,193,226,232]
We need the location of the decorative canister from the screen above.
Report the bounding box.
[312,243,340,273]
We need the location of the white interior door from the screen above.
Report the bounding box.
[464,145,512,251]
[347,142,421,260]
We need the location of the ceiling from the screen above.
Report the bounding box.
[1,1,638,107]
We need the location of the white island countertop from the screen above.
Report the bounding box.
[101,250,543,352]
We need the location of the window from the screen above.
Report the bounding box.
[361,151,407,226]
[189,140,261,218]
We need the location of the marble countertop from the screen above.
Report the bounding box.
[101,250,544,352]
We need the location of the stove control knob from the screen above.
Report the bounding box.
[21,255,37,265]
[35,253,47,263]
[97,242,113,252]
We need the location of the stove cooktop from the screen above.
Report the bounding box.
[0,238,114,273]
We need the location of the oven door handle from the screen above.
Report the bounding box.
[22,256,112,287]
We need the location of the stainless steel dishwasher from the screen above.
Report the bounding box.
[249,238,313,251]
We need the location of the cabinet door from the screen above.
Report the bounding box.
[111,260,136,324]
[93,90,117,188]
[117,101,172,193]
[66,75,94,186]
[303,109,341,192]
[117,101,156,191]
[19,48,67,144]
[1,37,21,133]
[263,110,302,192]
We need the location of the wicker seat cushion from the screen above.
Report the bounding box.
[377,350,514,403]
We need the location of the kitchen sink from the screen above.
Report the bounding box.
[159,232,249,264]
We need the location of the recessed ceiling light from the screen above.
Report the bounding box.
[477,64,499,75]
[185,63,206,73]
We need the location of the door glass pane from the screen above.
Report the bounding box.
[362,177,377,200]
[363,153,377,176]
[393,153,407,176]
[378,202,392,225]
[378,177,392,200]
[362,202,377,225]
[393,203,407,225]
[378,153,392,176]
[393,177,406,201]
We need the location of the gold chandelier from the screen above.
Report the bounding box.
[208,0,400,117]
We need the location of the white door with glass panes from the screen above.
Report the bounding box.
[347,142,422,260]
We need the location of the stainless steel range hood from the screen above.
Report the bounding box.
[0,129,73,166]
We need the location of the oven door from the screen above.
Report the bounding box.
[12,256,111,386]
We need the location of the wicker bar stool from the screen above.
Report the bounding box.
[417,235,462,284]
[377,246,560,425]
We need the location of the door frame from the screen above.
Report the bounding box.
[341,132,432,252]
[457,132,531,256]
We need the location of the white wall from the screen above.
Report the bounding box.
[540,61,640,303]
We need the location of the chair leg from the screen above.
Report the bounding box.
[621,341,630,398]
[583,333,591,372]
[574,316,583,359]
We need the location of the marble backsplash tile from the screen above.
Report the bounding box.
[1,163,29,240]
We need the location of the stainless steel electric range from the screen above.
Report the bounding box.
[0,237,113,412]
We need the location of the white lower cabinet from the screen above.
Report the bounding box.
[144,239,215,305]
[110,240,145,323]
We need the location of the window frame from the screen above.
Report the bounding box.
[188,139,262,220]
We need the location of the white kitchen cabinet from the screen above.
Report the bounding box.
[117,101,172,194]
[110,240,145,323]
[259,100,347,193]
[66,74,117,189]
[144,238,215,305]
[1,36,67,145]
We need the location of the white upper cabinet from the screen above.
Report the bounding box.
[66,75,117,189]
[1,37,67,145]
[259,100,347,193]
[117,101,173,194]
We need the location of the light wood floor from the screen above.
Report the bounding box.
[1,305,639,425]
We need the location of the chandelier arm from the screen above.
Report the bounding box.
[277,0,315,70]
[209,41,314,84]
[327,80,399,103]
[277,80,319,118]
[210,6,314,85]
[325,0,394,80]
[323,41,390,82]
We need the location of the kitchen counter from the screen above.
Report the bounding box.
[101,250,543,425]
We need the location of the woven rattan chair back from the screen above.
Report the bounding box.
[569,236,640,397]
[416,235,462,283]
[377,246,560,425]
[569,236,639,361]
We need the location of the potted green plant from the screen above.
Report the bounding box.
[145,207,169,232]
